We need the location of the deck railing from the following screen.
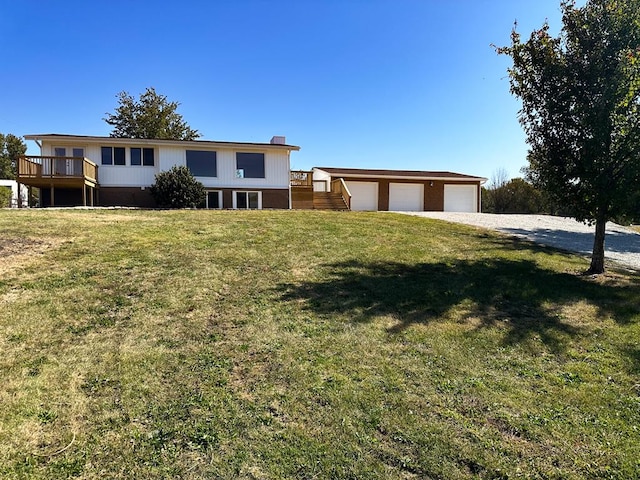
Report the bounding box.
[18,156,98,184]
[331,178,352,210]
[290,170,313,187]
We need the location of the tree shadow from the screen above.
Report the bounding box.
[498,226,640,268]
[277,258,640,353]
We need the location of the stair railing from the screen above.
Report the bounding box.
[330,178,352,210]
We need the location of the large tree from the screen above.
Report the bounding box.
[0,133,27,180]
[498,0,640,274]
[104,87,201,140]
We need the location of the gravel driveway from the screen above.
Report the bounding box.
[399,212,640,271]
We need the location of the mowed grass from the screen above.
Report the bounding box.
[0,209,639,479]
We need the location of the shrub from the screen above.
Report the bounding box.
[149,166,205,208]
[0,186,12,207]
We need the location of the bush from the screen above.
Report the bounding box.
[149,166,205,208]
[0,186,12,207]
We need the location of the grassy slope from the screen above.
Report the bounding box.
[0,210,638,479]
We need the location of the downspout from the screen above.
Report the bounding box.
[287,150,292,210]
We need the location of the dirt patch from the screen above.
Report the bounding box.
[0,237,59,275]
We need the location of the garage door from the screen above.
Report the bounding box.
[444,185,477,212]
[346,181,378,211]
[389,183,423,211]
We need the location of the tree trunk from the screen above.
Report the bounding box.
[587,216,607,274]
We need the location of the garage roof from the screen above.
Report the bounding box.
[315,167,487,183]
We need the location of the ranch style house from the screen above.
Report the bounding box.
[17,134,486,212]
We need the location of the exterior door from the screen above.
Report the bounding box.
[54,147,84,175]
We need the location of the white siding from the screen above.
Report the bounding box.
[40,140,291,190]
[312,168,331,192]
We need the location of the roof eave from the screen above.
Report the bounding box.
[23,134,301,151]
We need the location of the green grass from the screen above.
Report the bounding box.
[0,209,639,479]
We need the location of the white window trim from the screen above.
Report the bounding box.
[205,190,222,209]
[232,190,262,209]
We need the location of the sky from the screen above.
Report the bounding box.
[0,0,575,181]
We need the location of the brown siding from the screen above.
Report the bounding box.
[261,189,289,209]
[291,186,314,209]
[425,181,444,211]
[99,187,156,207]
[377,179,390,211]
[222,190,233,209]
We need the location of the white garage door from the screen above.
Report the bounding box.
[346,181,378,211]
[444,185,477,212]
[389,183,423,211]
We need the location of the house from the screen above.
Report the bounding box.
[294,167,487,212]
[17,134,486,212]
[18,134,300,208]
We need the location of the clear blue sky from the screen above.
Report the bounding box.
[0,0,574,180]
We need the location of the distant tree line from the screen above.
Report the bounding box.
[482,168,638,224]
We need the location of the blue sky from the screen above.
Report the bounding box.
[0,0,572,180]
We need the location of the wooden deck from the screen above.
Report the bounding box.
[17,156,99,207]
[290,170,351,211]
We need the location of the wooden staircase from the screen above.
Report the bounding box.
[313,192,350,211]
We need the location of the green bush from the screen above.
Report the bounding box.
[0,186,12,208]
[149,166,206,208]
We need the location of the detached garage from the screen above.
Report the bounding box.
[313,167,486,212]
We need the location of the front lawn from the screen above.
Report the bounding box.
[1,210,638,479]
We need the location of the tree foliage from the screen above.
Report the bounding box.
[0,133,27,180]
[104,87,201,140]
[497,0,640,273]
[483,176,547,214]
[149,165,206,208]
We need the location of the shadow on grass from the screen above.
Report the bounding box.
[278,258,639,353]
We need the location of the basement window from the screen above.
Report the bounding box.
[234,191,260,209]
[205,191,222,209]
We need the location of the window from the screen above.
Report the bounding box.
[236,152,265,178]
[143,148,155,166]
[101,147,125,165]
[234,191,260,209]
[205,191,222,209]
[130,148,142,166]
[114,147,125,165]
[101,147,112,165]
[53,147,84,157]
[186,150,217,177]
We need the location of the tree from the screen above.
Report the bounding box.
[483,168,511,213]
[149,165,206,208]
[104,87,201,140]
[483,176,547,214]
[497,0,640,274]
[0,133,27,179]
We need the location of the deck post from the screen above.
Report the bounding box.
[83,183,87,207]
[50,184,55,207]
